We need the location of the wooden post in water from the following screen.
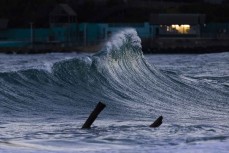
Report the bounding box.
[82,102,106,129]
[150,116,163,128]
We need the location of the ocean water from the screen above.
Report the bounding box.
[0,29,228,153]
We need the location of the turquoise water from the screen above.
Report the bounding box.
[0,29,228,153]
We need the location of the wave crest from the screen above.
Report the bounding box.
[105,28,141,50]
[94,28,142,61]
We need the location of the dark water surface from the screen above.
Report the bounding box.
[0,29,228,153]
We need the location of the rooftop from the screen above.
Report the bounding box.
[150,14,206,25]
[50,3,77,16]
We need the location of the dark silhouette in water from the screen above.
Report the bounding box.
[82,102,106,129]
[150,116,163,128]
[81,101,163,129]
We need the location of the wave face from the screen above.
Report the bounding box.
[0,28,228,153]
[0,29,228,118]
[0,29,228,120]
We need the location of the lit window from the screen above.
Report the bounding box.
[171,24,191,34]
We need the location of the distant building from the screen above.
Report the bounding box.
[150,14,205,38]
[49,3,77,27]
[49,4,78,45]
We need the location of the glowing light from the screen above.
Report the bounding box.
[171,24,191,34]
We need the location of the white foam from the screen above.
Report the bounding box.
[104,28,141,52]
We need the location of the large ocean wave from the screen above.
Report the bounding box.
[0,29,228,122]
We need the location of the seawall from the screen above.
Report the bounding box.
[0,38,228,54]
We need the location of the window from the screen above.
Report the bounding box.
[171,25,191,34]
[160,24,193,35]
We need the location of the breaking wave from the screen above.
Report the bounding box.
[0,28,228,122]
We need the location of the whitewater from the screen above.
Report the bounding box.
[0,29,228,153]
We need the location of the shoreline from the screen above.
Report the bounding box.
[143,46,229,54]
[0,46,228,55]
[0,37,229,54]
[0,39,229,54]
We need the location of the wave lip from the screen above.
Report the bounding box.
[95,28,142,60]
